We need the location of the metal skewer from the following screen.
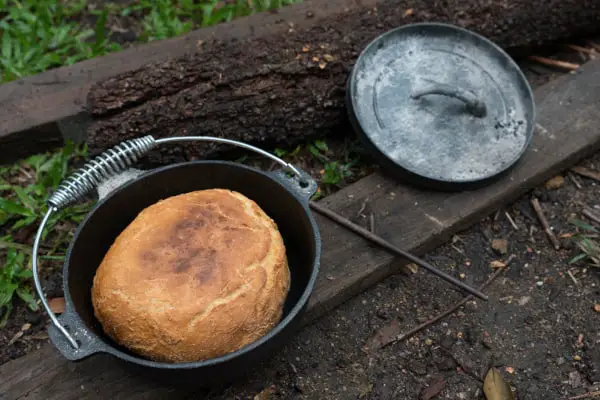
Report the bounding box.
[309,201,489,301]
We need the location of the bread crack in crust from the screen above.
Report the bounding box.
[91,189,290,363]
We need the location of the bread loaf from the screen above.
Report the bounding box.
[91,189,290,363]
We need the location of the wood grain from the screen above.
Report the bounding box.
[1,59,600,400]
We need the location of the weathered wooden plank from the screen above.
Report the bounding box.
[86,0,600,164]
[1,60,600,400]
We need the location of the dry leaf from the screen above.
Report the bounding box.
[323,54,335,62]
[420,377,446,400]
[490,260,507,269]
[491,239,508,255]
[312,56,319,62]
[21,323,31,332]
[318,61,327,69]
[8,331,24,346]
[545,175,565,190]
[364,319,400,351]
[403,8,414,17]
[404,263,419,274]
[49,297,66,314]
[483,368,515,400]
[302,44,310,52]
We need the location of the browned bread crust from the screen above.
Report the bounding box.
[91,189,290,363]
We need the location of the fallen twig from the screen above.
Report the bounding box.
[567,269,580,286]
[528,55,580,71]
[379,267,506,349]
[588,42,600,52]
[583,207,600,225]
[531,197,561,250]
[569,172,583,189]
[571,166,600,182]
[505,212,519,230]
[369,213,375,233]
[356,198,370,218]
[565,44,597,56]
[309,201,488,300]
[568,390,600,400]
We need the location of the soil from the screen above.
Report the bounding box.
[2,14,600,399]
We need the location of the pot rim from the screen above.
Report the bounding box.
[61,160,322,369]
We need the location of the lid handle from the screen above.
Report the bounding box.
[411,81,487,118]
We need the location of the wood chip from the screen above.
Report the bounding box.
[571,166,600,182]
[491,239,509,255]
[490,260,507,269]
[48,297,66,314]
[545,175,565,190]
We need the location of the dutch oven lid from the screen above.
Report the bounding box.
[347,23,536,186]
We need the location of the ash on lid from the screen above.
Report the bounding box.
[352,29,530,183]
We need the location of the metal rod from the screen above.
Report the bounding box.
[309,201,489,301]
[33,208,80,349]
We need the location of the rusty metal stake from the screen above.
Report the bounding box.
[309,201,489,301]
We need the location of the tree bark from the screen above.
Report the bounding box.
[87,0,600,163]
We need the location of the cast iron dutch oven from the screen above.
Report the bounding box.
[346,23,536,191]
[32,136,321,385]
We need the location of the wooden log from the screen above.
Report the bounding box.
[1,56,600,400]
[86,0,600,163]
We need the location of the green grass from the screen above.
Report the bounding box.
[0,0,300,84]
[569,219,600,267]
[0,141,91,326]
[0,0,118,82]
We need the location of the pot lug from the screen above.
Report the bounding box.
[269,168,317,201]
[48,303,106,361]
